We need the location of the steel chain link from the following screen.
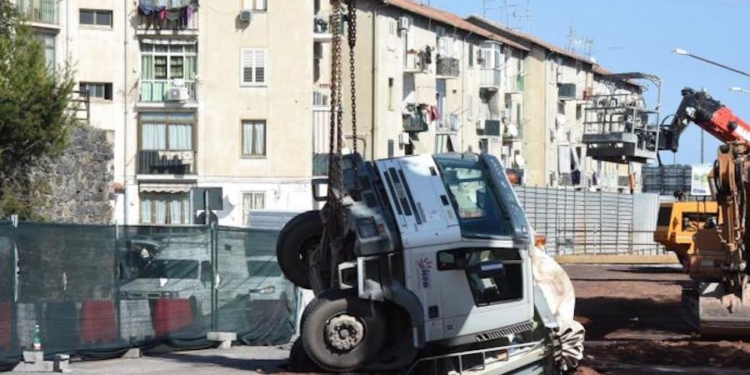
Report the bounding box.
[347,0,357,154]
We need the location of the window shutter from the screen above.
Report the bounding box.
[256,0,267,10]
[255,50,266,84]
[242,49,254,84]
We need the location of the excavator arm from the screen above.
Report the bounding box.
[660,87,750,153]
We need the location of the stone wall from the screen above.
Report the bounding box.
[28,126,114,224]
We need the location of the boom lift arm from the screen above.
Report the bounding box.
[659,87,750,153]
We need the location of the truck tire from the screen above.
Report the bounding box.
[276,210,322,289]
[302,290,387,372]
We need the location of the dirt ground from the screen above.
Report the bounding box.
[566,264,750,375]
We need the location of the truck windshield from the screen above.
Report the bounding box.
[434,156,514,238]
[139,259,199,279]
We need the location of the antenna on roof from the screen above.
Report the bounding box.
[565,24,594,58]
[485,0,532,33]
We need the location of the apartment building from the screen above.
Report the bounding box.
[14,0,318,226]
[336,0,530,172]
[467,16,644,192]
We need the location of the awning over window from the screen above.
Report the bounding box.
[139,183,194,194]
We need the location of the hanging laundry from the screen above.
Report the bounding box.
[138,3,165,16]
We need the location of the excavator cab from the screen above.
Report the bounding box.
[582,72,662,164]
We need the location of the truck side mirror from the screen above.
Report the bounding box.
[312,178,329,202]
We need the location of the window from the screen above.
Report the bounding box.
[437,248,523,306]
[434,156,514,238]
[140,41,198,102]
[35,33,55,70]
[242,120,266,156]
[435,134,455,153]
[242,192,266,223]
[79,9,112,27]
[241,48,267,85]
[242,0,267,11]
[80,82,113,100]
[138,260,199,279]
[140,112,195,151]
[140,193,191,225]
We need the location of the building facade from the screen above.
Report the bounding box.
[15,0,320,226]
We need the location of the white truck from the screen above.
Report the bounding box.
[277,152,584,374]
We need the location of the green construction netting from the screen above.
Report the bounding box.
[0,222,297,370]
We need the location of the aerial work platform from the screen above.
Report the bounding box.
[581,73,662,164]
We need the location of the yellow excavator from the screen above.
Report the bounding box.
[654,197,719,270]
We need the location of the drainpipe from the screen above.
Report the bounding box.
[123,0,129,225]
[461,31,474,153]
[370,6,379,160]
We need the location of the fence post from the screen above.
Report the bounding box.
[210,222,218,331]
[114,222,122,342]
[10,214,18,351]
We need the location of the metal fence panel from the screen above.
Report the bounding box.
[515,187,662,255]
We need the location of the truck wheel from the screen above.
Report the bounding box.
[276,211,322,289]
[302,290,386,372]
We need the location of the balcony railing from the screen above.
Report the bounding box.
[313,11,341,42]
[140,79,197,103]
[138,150,196,175]
[480,69,502,88]
[436,57,460,78]
[16,0,58,25]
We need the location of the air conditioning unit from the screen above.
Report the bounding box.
[398,16,411,31]
[239,9,252,22]
[166,86,190,102]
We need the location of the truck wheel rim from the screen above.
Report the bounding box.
[325,314,365,352]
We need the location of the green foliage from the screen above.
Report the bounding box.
[0,0,77,220]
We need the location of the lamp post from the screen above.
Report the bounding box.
[672,48,750,163]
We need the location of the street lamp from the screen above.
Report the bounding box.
[672,47,750,79]
[730,86,750,94]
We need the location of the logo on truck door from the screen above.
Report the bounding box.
[417,257,433,288]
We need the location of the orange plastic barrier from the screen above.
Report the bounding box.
[80,300,117,344]
[151,299,193,337]
[0,301,10,350]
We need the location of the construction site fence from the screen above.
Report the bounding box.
[514,187,664,256]
[0,221,299,371]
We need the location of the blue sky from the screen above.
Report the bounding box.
[427,0,750,166]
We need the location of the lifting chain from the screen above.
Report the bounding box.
[346,0,357,155]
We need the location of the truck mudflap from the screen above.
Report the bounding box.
[529,245,585,372]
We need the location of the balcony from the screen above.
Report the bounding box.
[16,0,58,26]
[404,51,427,74]
[313,11,340,43]
[139,79,197,104]
[436,57,460,78]
[480,69,502,89]
[138,150,196,176]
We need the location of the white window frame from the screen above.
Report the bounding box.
[243,0,267,11]
[80,82,113,101]
[79,9,113,28]
[240,48,268,87]
[139,192,191,225]
[242,191,267,224]
[242,120,267,157]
